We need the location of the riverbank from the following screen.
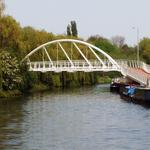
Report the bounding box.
[0,83,50,98]
[0,74,113,98]
[0,90,22,98]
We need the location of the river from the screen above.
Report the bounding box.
[0,84,150,150]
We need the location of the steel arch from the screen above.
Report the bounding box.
[22,39,118,66]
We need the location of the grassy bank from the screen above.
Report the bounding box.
[0,72,121,98]
[97,76,112,84]
[29,82,51,93]
[0,90,22,98]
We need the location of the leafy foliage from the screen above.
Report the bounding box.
[0,51,22,90]
[0,0,5,17]
[140,38,150,63]
[67,24,71,36]
[87,35,119,57]
[67,21,78,37]
[87,35,137,59]
[0,16,22,51]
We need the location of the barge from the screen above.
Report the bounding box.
[120,86,150,105]
[110,77,150,106]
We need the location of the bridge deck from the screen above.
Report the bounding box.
[130,68,150,77]
[126,68,150,86]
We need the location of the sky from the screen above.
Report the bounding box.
[4,0,150,46]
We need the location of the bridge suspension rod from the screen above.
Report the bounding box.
[88,46,105,67]
[43,47,54,66]
[58,42,74,67]
[73,43,92,67]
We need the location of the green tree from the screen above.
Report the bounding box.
[0,59,2,90]
[87,35,119,57]
[140,38,150,63]
[0,0,5,17]
[21,26,54,56]
[67,24,71,36]
[71,21,78,37]
[0,50,22,90]
[67,21,78,37]
[0,16,22,51]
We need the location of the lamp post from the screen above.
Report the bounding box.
[132,27,140,63]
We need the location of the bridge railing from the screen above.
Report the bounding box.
[116,59,143,68]
[27,59,150,71]
[142,62,150,74]
[123,68,148,85]
[26,59,150,87]
[117,59,150,87]
[27,60,120,72]
[117,59,150,73]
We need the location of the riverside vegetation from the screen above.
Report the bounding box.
[0,0,150,97]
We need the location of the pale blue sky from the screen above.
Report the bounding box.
[5,0,150,45]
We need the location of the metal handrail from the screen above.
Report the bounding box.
[27,59,150,87]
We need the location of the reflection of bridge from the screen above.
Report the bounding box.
[22,39,150,87]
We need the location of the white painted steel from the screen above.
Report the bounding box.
[22,39,120,68]
[27,60,120,72]
[117,60,150,87]
[73,43,92,67]
[142,62,150,74]
[58,42,74,67]
[22,39,150,87]
[88,46,105,66]
[43,47,53,65]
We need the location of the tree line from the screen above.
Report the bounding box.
[0,0,150,97]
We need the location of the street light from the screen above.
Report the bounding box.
[132,27,140,63]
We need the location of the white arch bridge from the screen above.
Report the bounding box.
[22,39,150,87]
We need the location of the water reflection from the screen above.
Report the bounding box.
[0,97,25,150]
[0,85,150,150]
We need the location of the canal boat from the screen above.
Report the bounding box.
[120,85,150,106]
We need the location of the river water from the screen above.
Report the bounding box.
[0,84,150,150]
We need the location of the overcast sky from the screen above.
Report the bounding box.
[5,0,150,46]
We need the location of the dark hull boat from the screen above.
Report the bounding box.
[120,86,150,106]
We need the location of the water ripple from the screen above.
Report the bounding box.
[0,85,150,150]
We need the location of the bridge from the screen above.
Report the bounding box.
[22,39,150,88]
